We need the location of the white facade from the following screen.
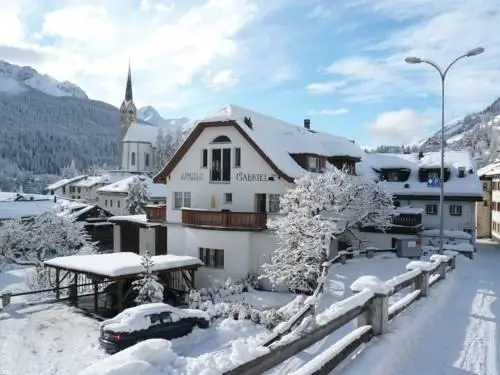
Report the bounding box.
[97,192,127,215]
[397,199,476,236]
[121,141,155,172]
[492,179,500,240]
[164,126,292,288]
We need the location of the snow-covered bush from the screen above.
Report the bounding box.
[246,272,262,290]
[132,251,164,304]
[25,266,52,293]
[0,212,97,268]
[261,169,394,294]
[125,176,151,215]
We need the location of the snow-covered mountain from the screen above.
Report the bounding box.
[137,105,190,129]
[0,60,88,99]
[375,97,500,168]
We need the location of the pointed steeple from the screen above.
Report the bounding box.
[125,58,133,101]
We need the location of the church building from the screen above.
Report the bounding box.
[119,62,159,172]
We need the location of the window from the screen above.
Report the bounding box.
[483,182,488,191]
[201,149,208,168]
[145,153,150,167]
[62,186,66,194]
[269,194,281,213]
[105,199,108,207]
[212,135,231,144]
[211,148,231,182]
[174,192,191,209]
[159,311,172,323]
[393,200,401,208]
[131,152,136,166]
[110,200,113,207]
[449,204,462,216]
[308,156,319,172]
[224,193,232,204]
[149,314,162,326]
[199,248,224,269]
[77,196,80,199]
[234,148,241,167]
[77,187,81,193]
[425,204,438,215]
[118,201,121,208]
[255,193,267,213]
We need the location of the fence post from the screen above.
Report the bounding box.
[350,276,390,335]
[1,293,12,309]
[406,261,431,297]
[437,262,446,280]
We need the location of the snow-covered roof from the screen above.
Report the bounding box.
[97,175,166,197]
[157,104,364,182]
[45,175,88,191]
[478,162,500,177]
[122,122,159,144]
[108,214,157,225]
[0,192,52,202]
[0,200,59,220]
[361,151,482,198]
[43,252,202,277]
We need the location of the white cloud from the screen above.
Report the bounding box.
[308,0,500,121]
[366,108,431,144]
[203,69,238,91]
[306,81,346,94]
[0,0,295,112]
[309,108,349,116]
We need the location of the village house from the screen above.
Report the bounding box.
[362,151,483,245]
[150,105,425,289]
[477,162,500,240]
[96,175,167,216]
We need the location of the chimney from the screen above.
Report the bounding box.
[304,118,311,129]
[458,167,465,178]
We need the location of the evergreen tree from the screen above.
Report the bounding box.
[125,176,151,215]
[132,251,164,305]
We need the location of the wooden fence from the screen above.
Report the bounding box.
[223,251,458,375]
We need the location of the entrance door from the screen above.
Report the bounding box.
[255,194,267,213]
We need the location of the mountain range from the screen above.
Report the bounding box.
[0,60,190,191]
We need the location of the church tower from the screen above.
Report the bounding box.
[119,61,137,169]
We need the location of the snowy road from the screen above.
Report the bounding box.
[336,239,500,375]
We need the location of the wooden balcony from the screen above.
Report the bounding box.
[360,213,423,234]
[181,208,267,231]
[146,204,166,222]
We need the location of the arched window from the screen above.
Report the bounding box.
[131,152,136,166]
[212,135,231,144]
[145,153,150,167]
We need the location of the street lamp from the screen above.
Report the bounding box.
[405,47,484,254]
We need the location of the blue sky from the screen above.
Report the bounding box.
[1,0,499,147]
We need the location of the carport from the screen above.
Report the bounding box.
[43,252,202,317]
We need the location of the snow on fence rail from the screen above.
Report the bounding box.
[223,251,458,375]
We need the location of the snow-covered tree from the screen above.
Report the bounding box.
[125,176,151,215]
[0,212,97,268]
[132,251,164,305]
[261,169,394,293]
[61,159,79,178]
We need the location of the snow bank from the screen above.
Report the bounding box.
[44,253,202,277]
[443,250,459,257]
[316,289,373,326]
[422,229,471,239]
[430,254,449,263]
[350,275,392,295]
[406,261,434,272]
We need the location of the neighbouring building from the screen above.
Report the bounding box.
[96,175,167,216]
[363,151,483,244]
[151,105,422,289]
[45,175,88,198]
[477,162,500,240]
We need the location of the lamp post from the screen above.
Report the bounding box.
[405,47,484,254]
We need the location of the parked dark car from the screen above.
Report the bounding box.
[98,303,210,353]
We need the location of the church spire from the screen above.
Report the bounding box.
[125,58,133,102]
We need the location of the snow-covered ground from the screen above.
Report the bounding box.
[333,239,500,375]
[0,252,434,375]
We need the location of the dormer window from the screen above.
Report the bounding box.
[308,156,319,172]
[212,135,231,144]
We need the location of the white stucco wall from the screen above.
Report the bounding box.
[113,224,121,253]
[121,142,154,172]
[139,227,156,255]
[164,126,293,223]
[96,193,127,215]
[349,230,419,250]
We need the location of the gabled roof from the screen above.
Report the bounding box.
[361,151,482,198]
[45,175,88,191]
[97,175,166,197]
[478,162,500,177]
[122,122,159,144]
[154,104,364,183]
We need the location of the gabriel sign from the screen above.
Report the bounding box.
[236,172,273,182]
[180,172,203,181]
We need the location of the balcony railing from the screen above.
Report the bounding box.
[360,213,423,234]
[146,204,166,222]
[181,208,267,230]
